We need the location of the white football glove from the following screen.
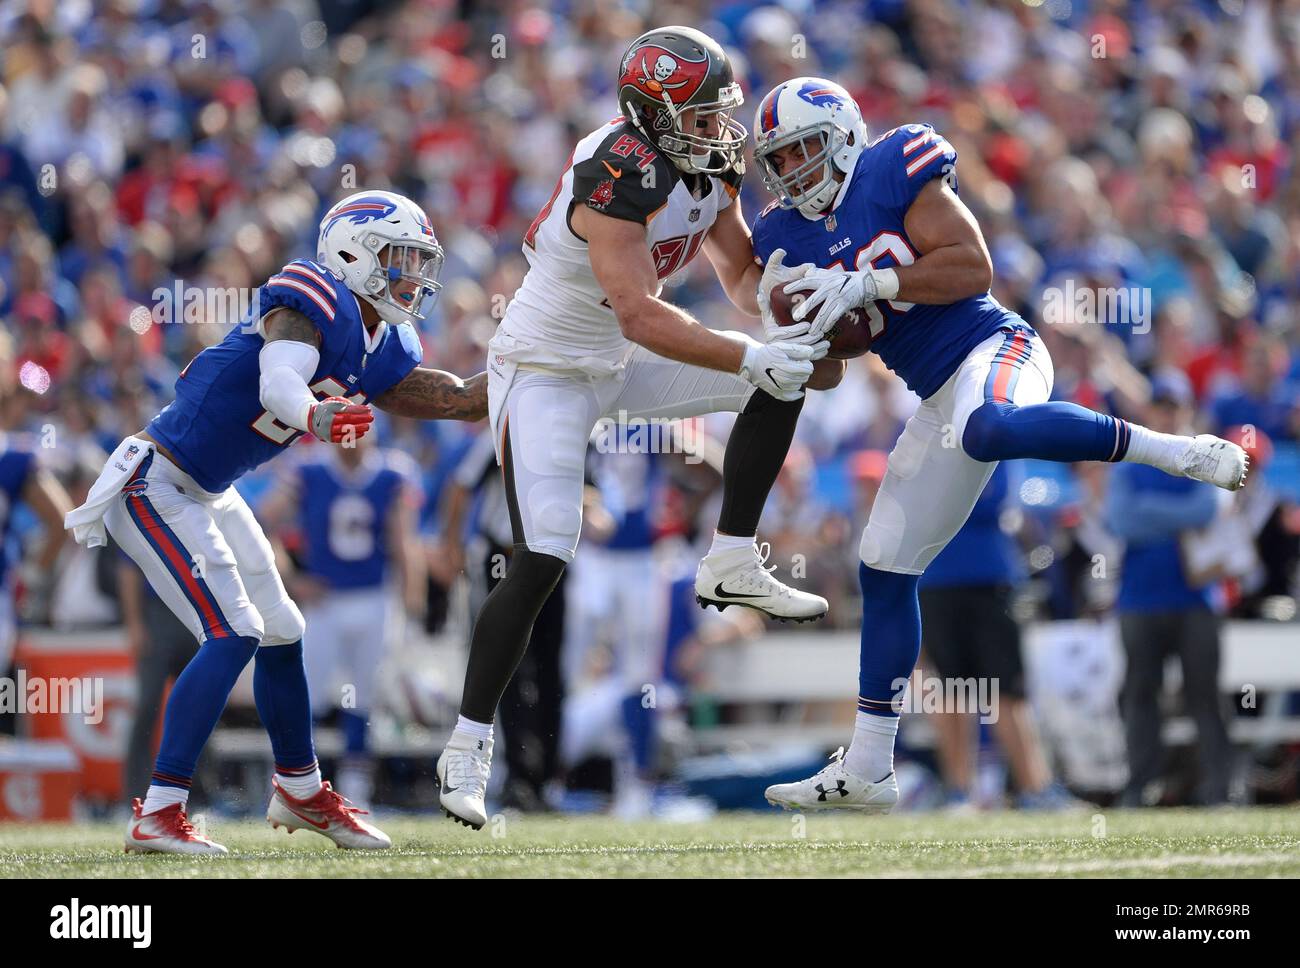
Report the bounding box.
[784,266,900,340]
[736,333,826,402]
[756,247,817,343]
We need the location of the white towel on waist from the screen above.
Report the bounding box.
[64,436,152,548]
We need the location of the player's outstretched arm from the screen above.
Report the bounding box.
[573,202,822,401]
[372,367,487,421]
[575,200,747,371]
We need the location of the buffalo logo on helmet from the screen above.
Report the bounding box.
[621,45,709,105]
[796,81,846,108]
[323,195,399,233]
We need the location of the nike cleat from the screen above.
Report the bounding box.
[436,731,493,830]
[765,748,899,813]
[1176,434,1249,491]
[695,541,828,622]
[267,777,392,849]
[124,798,228,855]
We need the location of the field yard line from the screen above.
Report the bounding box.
[916,852,1297,878]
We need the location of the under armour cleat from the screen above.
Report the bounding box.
[124,798,228,855]
[765,748,899,813]
[436,731,493,830]
[267,777,392,849]
[695,541,828,622]
[1176,434,1249,491]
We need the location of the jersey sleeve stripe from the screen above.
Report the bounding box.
[906,142,949,176]
[282,263,338,299]
[902,131,934,155]
[268,275,337,320]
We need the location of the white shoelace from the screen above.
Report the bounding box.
[732,541,791,599]
[811,747,848,783]
[447,750,490,796]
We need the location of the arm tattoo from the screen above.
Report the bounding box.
[373,368,487,421]
[261,307,321,347]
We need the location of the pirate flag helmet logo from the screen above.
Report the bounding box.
[617,26,746,176]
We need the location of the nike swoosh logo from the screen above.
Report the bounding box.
[281,802,329,829]
[131,826,163,841]
[765,367,784,388]
[601,160,623,179]
[712,582,766,601]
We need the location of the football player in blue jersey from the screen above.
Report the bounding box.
[0,433,73,688]
[750,80,1249,812]
[260,434,425,812]
[65,190,487,853]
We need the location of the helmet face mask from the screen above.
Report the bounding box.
[652,84,747,174]
[755,122,851,215]
[317,191,444,327]
[365,235,444,325]
[619,26,748,176]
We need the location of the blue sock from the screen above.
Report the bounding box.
[962,400,1130,464]
[857,563,921,718]
[152,635,259,788]
[253,641,318,775]
[341,709,369,757]
[620,693,656,775]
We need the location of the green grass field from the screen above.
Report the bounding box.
[2,807,1299,878]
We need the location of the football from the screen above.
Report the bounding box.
[769,285,876,359]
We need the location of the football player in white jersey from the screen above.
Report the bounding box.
[437,26,841,829]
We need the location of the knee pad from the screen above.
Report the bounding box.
[859,514,912,574]
[224,606,265,645]
[259,597,306,647]
[961,401,1017,463]
[530,501,583,561]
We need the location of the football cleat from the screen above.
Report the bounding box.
[765,748,899,813]
[695,541,828,622]
[124,798,228,855]
[1176,434,1249,491]
[267,777,392,849]
[436,731,493,830]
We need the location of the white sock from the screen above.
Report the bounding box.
[455,715,494,743]
[141,784,189,815]
[708,531,755,557]
[276,765,323,799]
[844,712,900,782]
[1122,423,1189,474]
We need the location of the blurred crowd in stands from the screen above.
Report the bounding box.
[0,0,1298,808]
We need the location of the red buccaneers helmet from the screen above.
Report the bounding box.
[617,26,746,176]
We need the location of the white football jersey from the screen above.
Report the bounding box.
[494,117,743,375]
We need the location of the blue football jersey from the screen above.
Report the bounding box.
[296,450,421,589]
[752,123,1029,399]
[0,438,36,587]
[148,260,423,492]
[595,451,661,552]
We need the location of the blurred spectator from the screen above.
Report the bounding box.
[1103,375,1231,806]
[920,462,1079,810]
[259,436,426,810]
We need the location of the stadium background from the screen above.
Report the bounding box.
[0,0,1298,823]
